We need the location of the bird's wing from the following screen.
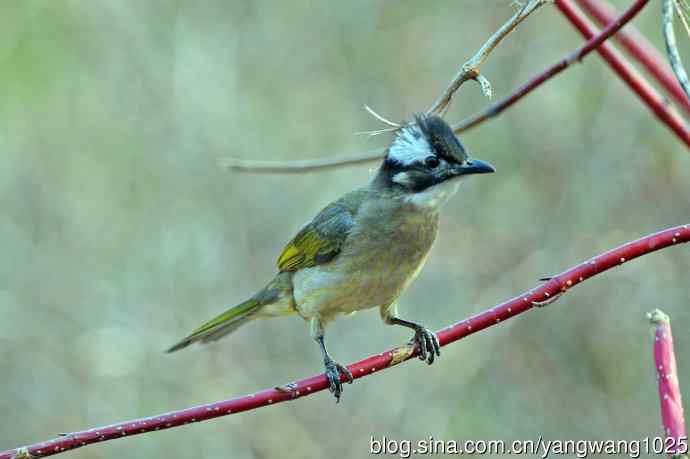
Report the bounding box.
[276,190,368,272]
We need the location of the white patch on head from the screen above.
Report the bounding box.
[404,179,461,209]
[387,125,432,165]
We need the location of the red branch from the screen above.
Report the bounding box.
[649,309,688,458]
[576,0,690,116]
[1,224,689,458]
[556,0,690,148]
[458,0,690,150]
[457,0,647,130]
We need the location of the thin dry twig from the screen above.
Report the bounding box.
[217,148,386,174]
[218,1,548,174]
[675,0,690,45]
[454,0,658,133]
[1,224,688,459]
[427,0,550,114]
[673,0,690,48]
[663,0,690,103]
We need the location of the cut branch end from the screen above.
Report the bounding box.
[648,308,671,325]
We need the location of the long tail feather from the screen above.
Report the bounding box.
[166,297,261,353]
[166,273,294,353]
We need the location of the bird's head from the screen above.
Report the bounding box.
[375,114,495,207]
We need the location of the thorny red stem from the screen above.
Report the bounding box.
[555,0,690,148]
[650,310,688,458]
[1,224,689,459]
[576,0,690,115]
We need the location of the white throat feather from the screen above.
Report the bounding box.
[404,179,461,209]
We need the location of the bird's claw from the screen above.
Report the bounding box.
[409,326,441,365]
[324,358,353,403]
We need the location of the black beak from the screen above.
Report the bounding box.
[453,158,496,176]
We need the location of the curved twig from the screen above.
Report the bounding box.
[426,0,549,115]
[663,0,690,103]
[2,223,689,459]
[454,0,659,133]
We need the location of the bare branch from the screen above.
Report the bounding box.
[663,0,690,103]
[222,0,668,174]
[454,0,661,134]
[218,1,549,174]
[426,0,550,115]
[1,224,688,459]
[217,148,385,174]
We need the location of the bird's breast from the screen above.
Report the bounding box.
[293,202,440,319]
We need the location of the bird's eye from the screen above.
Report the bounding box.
[424,156,440,169]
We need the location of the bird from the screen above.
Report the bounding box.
[167,114,495,401]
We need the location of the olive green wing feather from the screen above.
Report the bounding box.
[277,190,367,272]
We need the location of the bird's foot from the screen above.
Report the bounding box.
[408,326,441,365]
[324,358,353,403]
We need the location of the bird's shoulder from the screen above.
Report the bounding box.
[276,188,372,272]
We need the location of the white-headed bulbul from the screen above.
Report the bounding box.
[167,114,495,401]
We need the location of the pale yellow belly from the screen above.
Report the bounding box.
[293,263,418,323]
[292,224,435,323]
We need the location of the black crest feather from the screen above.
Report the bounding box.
[414,114,468,164]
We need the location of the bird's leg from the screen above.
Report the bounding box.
[317,336,354,402]
[385,315,440,365]
[311,318,353,402]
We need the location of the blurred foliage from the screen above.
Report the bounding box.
[1,1,689,458]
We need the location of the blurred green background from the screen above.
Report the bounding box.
[1,1,689,457]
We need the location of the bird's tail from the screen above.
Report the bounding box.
[166,273,293,353]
